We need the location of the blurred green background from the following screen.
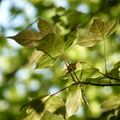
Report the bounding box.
[0,0,120,120]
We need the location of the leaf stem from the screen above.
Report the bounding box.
[61,53,80,82]
[103,38,108,75]
[61,54,77,82]
[81,62,120,82]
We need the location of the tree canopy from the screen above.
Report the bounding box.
[0,0,120,120]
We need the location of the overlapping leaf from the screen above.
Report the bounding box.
[34,33,63,68]
[28,48,59,69]
[108,61,120,80]
[35,53,59,69]
[35,33,64,56]
[37,18,52,34]
[78,18,119,47]
[63,62,100,82]
[7,18,52,47]
[21,95,66,120]
[34,31,78,68]
[41,111,64,120]
[28,49,44,66]
[8,17,79,69]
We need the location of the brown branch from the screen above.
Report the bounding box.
[51,81,120,96]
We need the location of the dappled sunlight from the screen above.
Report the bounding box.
[1,0,120,119]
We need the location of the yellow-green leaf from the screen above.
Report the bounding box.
[66,86,82,117]
[21,95,66,120]
[41,111,64,120]
[28,49,44,67]
[36,54,58,69]
[35,33,64,57]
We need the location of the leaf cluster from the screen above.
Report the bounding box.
[7,17,120,120]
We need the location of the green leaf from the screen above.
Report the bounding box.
[36,54,58,69]
[28,49,44,66]
[77,18,104,47]
[77,34,103,47]
[37,18,52,34]
[7,30,46,47]
[101,97,120,111]
[41,111,64,120]
[28,49,59,69]
[66,79,78,93]
[77,18,119,47]
[7,18,52,47]
[21,95,66,120]
[35,33,64,56]
[66,86,82,117]
[108,61,120,80]
[102,19,119,37]
[64,62,100,82]
[63,28,78,50]
[34,33,65,69]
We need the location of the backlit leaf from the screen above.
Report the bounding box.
[37,18,52,34]
[89,18,105,37]
[108,61,120,80]
[7,30,46,47]
[102,19,119,37]
[35,33,64,56]
[66,86,82,117]
[7,18,52,47]
[41,111,64,120]
[77,34,102,47]
[22,95,66,120]
[64,62,100,82]
[77,18,119,47]
[35,54,58,69]
[28,49,44,66]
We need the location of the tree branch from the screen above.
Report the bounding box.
[51,81,120,96]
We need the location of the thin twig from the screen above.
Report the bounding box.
[61,54,76,82]
[81,62,120,81]
[62,54,81,82]
[51,81,120,96]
